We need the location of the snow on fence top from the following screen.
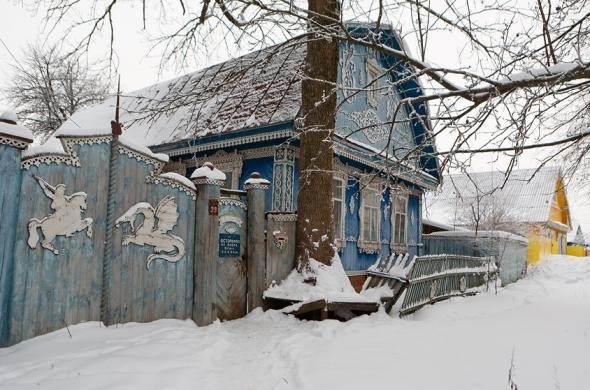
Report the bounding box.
[426,230,528,243]
[0,110,33,142]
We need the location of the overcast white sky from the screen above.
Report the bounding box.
[1,1,588,234]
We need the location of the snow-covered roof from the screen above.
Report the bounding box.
[424,166,567,226]
[57,39,305,147]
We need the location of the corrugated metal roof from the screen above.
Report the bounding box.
[58,39,305,147]
[425,166,564,226]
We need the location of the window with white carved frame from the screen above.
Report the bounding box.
[332,176,346,247]
[366,59,380,107]
[391,194,408,247]
[359,185,381,252]
[192,150,243,190]
[222,171,234,190]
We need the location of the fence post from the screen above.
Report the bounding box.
[192,162,224,326]
[245,172,270,312]
[266,212,297,288]
[0,113,32,346]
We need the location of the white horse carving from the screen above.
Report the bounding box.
[115,195,185,270]
[27,175,93,254]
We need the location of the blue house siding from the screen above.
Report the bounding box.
[240,157,274,211]
[407,194,420,259]
[148,29,439,272]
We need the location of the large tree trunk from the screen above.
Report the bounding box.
[295,0,341,268]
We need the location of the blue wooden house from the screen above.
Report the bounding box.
[57,25,440,276]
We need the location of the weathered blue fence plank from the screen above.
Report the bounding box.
[0,144,25,346]
[108,148,195,325]
[9,140,110,344]
[1,133,265,346]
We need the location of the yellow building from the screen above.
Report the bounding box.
[424,166,572,264]
[566,225,589,257]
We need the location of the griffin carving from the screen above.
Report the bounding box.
[115,195,185,270]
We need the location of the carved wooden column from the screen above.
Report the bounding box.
[192,162,225,326]
[245,172,270,312]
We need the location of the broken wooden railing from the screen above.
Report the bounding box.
[399,254,498,316]
[361,253,414,313]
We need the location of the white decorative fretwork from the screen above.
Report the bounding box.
[272,146,296,212]
[22,135,112,169]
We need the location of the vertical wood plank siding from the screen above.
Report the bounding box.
[9,143,110,344]
[2,140,198,346]
[0,145,24,345]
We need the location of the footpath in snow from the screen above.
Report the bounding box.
[1,255,589,390]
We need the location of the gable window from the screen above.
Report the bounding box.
[359,186,381,252]
[391,194,407,247]
[366,59,380,106]
[332,176,346,247]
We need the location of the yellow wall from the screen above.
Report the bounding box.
[527,231,553,263]
[548,177,569,226]
[519,174,572,264]
[567,245,587,257]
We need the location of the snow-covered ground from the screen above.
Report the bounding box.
[1,255,589,390]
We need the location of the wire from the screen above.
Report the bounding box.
[0,37,24,70]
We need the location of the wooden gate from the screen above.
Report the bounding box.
[216,194,248,320]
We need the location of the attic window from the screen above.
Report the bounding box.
[366,59,380,106]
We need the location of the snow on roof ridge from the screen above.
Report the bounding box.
[57,39,306,149]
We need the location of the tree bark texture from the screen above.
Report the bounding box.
[296,0,340,268]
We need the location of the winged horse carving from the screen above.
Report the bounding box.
[115,195,185,270]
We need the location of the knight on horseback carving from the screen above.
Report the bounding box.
[27,175,93,254]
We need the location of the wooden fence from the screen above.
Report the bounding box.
[0,129,276,346]
[400,254,498,315]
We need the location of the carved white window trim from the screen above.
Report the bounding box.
[358,178,383,253]
[272,146,296,212]
[390,192,408,251]
[187,150,243,190]
[332,174,347,248]
[366,59,381,107]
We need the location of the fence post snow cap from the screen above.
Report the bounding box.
[191,161,226,186]
[244,172,270,190]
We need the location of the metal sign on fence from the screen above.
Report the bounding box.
[219,233,241,257]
